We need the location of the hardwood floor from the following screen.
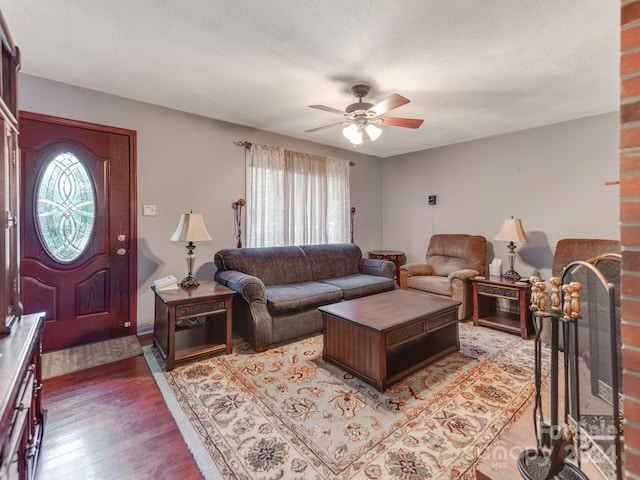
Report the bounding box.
[36,336,203,480]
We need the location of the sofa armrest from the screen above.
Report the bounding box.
[215,269,267,303]
[448,269,480,320]
[447,269,480,282]
[399,263,433,289]
[400,263,434,276]
[214,269,274,350]
[358,258,395,279]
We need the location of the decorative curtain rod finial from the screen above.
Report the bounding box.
[233,198,246,248]
[350,206,356,243]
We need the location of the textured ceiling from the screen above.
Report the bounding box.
[2,0,620,158]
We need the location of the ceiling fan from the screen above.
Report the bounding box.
[305,84,424,146]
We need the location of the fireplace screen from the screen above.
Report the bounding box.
[562,254,623,480]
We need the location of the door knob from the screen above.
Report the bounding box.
[116,234,127,256]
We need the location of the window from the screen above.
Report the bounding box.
[246,144,350,247]
[36,151,96,262]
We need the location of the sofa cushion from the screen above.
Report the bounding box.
[320,274,395,300]
[300,243,362,280]
[265,282,342,315]
[214,246,311,286]
[407,275,451,297]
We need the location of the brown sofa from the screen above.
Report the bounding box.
[399,234,487,320]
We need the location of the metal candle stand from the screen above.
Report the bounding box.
[517,276,588,480]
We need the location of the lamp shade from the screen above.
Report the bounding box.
[170,212,212,243]
[494,217,529,243]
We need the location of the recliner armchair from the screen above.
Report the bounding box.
[399,234,487,320]
[540,238,620,345]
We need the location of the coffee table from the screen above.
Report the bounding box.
[319,289,461,391]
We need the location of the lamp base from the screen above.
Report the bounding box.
[179,274,200,288]
[503,269,521,281]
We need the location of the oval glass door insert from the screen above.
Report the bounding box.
[36,151,96,263]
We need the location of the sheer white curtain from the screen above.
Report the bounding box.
[324,155,350,243]
[246,144,285,247]
[246,144,350,247]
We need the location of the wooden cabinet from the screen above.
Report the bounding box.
[0,12,43,480]
[0,313,45,480]
[0,10,21,335]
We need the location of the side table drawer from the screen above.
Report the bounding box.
[177,301,225,320]
[477,284,518,299]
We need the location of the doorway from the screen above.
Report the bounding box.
[19,112,137,352]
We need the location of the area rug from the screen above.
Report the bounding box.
[43,335,143,379]
[145,323,549,480]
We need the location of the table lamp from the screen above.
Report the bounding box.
[170,211,212,287]
[494,216,530,281]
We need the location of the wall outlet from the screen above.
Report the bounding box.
[428,195,437,206]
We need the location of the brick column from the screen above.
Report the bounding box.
[622,2,640,478]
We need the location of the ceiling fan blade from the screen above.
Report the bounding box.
[369,93,410,116]
[309,104,346,115]
[304,122,346,133]
[380,117,424,129]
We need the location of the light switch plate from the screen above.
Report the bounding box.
[143,205,157,216]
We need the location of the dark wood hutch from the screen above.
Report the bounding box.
[0,8,21,335]
[0,8,46,480]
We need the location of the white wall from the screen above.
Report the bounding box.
[18,74,384,334]
[382,112,620,281]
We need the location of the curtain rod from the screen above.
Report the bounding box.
[234,140,355,166]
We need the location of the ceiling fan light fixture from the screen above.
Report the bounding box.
[343,124,363,145]
[366,123,382,141]
[309,85,420,145]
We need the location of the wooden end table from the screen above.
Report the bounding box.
[368,250,406,286]
[471,276,532,339]
[152,280,235,371]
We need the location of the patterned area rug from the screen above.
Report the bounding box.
[43,335,142,379]
[147,323,548,479]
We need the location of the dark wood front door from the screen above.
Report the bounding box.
[19,112,137,352]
